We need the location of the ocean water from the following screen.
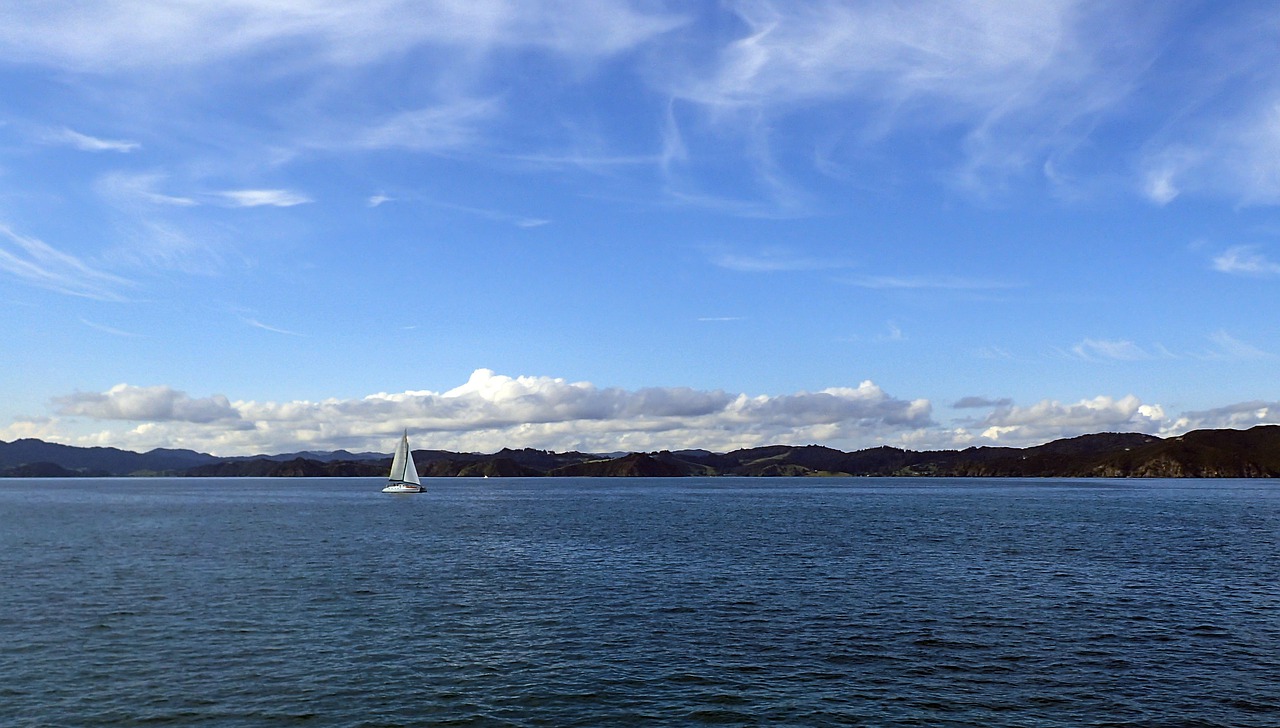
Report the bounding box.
[2,477,1278,727]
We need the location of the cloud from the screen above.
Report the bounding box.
[1139,80,1280,207]
[1202,331,1271,360]
[663,0,1147,188]
[241,317,306,336]
[0,224,132,300]
[27,369,1280,455]
[1070,338,1152,361]
[878,321,906,342]
[1063,332,1270,362]
[80,318,142,338]
[216,189,312,207]
[356,98,501,153]
[91,174,240,274]
[44,127,140,152]
[848,274,1019,290]
[1140,147,1202,205]
[363,191,550,227]
[1167,401,1280,433]
[53,384,240,423]
[665,187,811,219]
[953,396,1014,409]
[969,395,1167,444]
[975,346,1015,360]
[0,1,686,72]
[1212,245,1280,277]
[104,220,233,276]
[41,368,933,455]
[97,172,198,207]
[425,198,551,228]
[707,246,846,272]
[680,1,1079,107]
[0,416,61,443]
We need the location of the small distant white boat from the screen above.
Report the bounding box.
[382,430,424,494]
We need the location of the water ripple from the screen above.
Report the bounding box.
[2,477,1279,726]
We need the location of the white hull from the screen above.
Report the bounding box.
[382,483,424,493]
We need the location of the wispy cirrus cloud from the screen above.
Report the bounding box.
[43,126,139,152]
[975,346,1015,360]
[90,173,241,275]
[240,317,306,336]
[1199,331,1271,361]
[707,245,849,273]
[1,2,687,197]
[370,194,550,228]
[1070,338,1153,361]
[1212,245,1280,277]
[661,0,1154,192]
[355,98,501,153]
[1065,332,1269,362]
[0,224,131,301]
[878,321,906,342]
[673,1,1086,111]
[1143,98,1280,207]
[79,318,142,338]
[216,189,312,208]
[1135,9,1280,207]
[848,274,1020,290]
[97,172,197,207]
[0,1,687,72]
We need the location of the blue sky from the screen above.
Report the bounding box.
[2,1,1278,456]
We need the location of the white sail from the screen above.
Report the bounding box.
[400,435,421,485]
[389,433,408,482]
[385,431,422,489]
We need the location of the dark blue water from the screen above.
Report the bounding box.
[2,477,1278,726]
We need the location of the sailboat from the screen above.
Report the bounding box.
[382,430,424,493]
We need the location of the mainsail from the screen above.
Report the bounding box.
[388,431,421,486]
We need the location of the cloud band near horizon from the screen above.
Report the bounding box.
[8,369,1277,458]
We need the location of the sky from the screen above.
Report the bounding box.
[1,0,1279,457]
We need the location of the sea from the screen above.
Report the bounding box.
[2,477,1278,727]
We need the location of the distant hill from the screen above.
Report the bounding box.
[184,457,388,477]
[226,449,388,463]
[3,426,1279,478]
[0,438,218,476]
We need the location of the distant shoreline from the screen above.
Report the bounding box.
[3,425,1279,478]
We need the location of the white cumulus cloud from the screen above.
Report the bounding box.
[53,384,240,424]
[41,369,934,456]
[26,371,1280,455]
[1166,401,1280,433]
[971,395,1167,445]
